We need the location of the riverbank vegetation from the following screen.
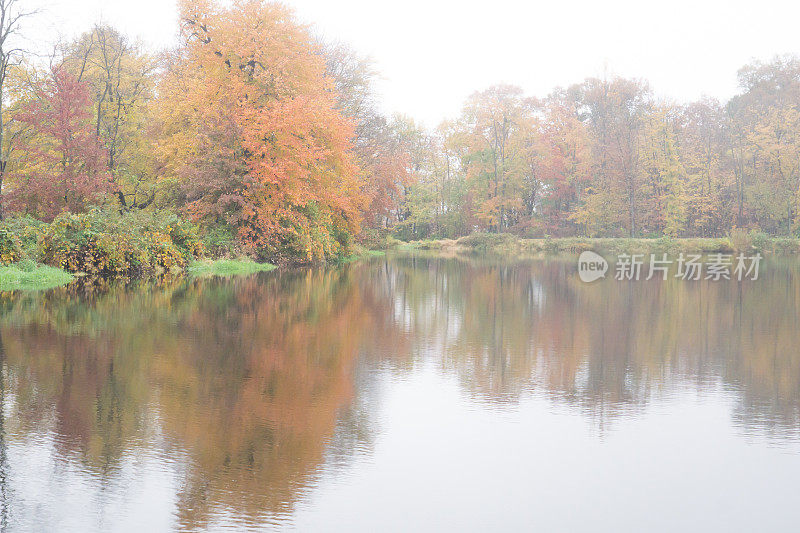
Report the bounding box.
[0,262,74,291]
[2,0,800,287]
[188,258,276,278]
[390,231,800,257]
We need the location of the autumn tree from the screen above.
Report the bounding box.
[0,0,36,219]
[60,25,158,210]
[390,62,800,241]
[4,8,800,246]
[157,0,364,262]
[570,76,650,236]
[394,119,471,240]
[637,105,687,236]
[7,66,110,219]
[323,43,421,237]
[675,98,733,236]
[726,56,800,233]
[426,120,469,237]
[533,92,591,236]
[457,85,536,232]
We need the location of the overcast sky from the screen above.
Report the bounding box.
[26,0,800,127]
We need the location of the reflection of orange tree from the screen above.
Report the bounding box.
[152,269,374,527]
[0,266,381,529]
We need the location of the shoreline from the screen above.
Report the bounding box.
[0,248,388,293]
[0,258,277,293]
[388,233,800,257]
[4,234,798,293]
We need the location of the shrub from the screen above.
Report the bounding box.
[457,232,519,253]
[384,236,405,249]
[729,227,752,251]
[542,235,560,254]
[146,231,187,271]
[357,227,390,250]
[560,239,595,254]
[202,225,238,258]
[509,218,546,239]
[251,205,354,264]
[109,209,204,261]
[772,237,799,254]
[654,236,674,252]
[0,226,21,265]
[38,210,192,278]
[1,216,45,261]
[161,215,205,260]
[749,230,771,252]
[14,258,37,272]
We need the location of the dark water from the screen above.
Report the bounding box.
[0,254,799,532]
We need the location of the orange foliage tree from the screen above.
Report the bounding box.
[157,0,365,262]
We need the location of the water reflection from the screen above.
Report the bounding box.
[0,254,799,530]
[379,255,800,436]
[1,270,377,530]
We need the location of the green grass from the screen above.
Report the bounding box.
[0,264,74,292]
[336,248,386,264]
[392,239,458,252]
[188,258,276,278]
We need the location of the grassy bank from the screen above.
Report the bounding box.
[0,263,74,292]
[0,211,278,292]
[0,258,277,293]
[388,233,800,256]
[335,247,385,264]
[188,259,276,278]
[0,205,398,293]
[0,210,387,294]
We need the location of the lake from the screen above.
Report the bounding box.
[1,253,798,532]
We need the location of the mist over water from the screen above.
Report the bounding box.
[1,254,798,531]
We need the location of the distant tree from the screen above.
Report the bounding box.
[675,98,732,237]
[457,85,536,232]
[638,106,687,237]
[534,92,591,236]
[323,43,420,234]
[571,76,651,237]
[730,57,800,233]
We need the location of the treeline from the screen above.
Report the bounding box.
[1,0,799,265]
[1,0,371,263]
[392,62,800,241]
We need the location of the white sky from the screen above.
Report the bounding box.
[25,0,800,127]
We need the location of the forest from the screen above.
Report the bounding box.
[1,0,800,270]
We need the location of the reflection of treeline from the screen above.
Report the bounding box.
[0,267,381,529]
[1,257,798,527]
[380,255,800,434]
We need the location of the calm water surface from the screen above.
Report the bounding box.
[0,254,799,532]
